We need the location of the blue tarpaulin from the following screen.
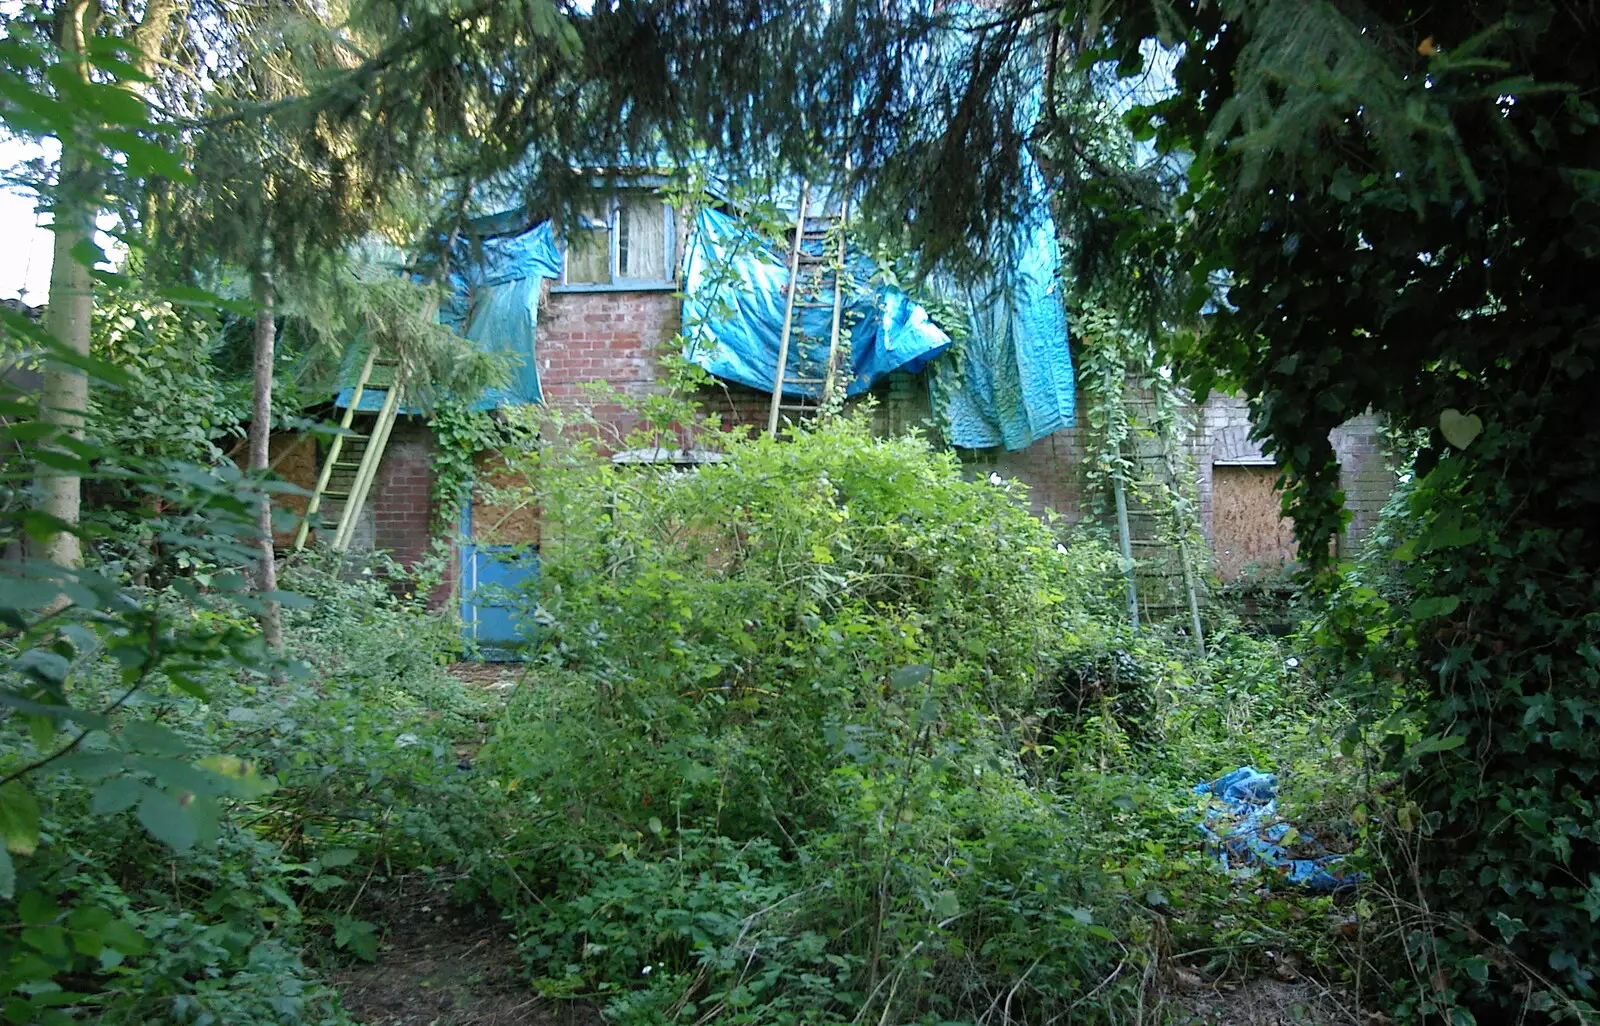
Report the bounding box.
[926,60,1075,450]
[681,208,952,397]
[930,242,1077,452]
[337,220,564,412]
[1194,767,1359,892]
[332,184,1076,456]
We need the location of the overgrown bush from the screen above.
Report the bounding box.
[471,415,1367,1023]
[1309,455,1600,1023]
[1,540,495,1023]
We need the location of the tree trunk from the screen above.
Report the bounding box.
[36,0,183,571]
[249,270,283,655]
[36,0,94,569]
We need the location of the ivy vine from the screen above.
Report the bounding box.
[428,398,535,532]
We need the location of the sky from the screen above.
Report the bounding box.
[3,135,131,305]
[0,137,59,305]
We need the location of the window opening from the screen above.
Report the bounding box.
[561,191,674,288]
[564,207,612,285]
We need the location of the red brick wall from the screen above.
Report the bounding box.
[694,380,774,438]
[961,428,1092,524]
[537,288,679,443]
[688,376,930,442]
[254,432,320,548]
[1330,412,1395,551]
[370,418,435,568]
[345,311,1396,588]
[349,287,1397,584]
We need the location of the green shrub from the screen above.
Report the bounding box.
[1,548,495,1023]
[474,415,1357,1023]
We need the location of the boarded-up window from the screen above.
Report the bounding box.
[470,452,539,546]
[1212,464,1298,583]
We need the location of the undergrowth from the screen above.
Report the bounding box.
[3,413,1386,1024]
[464,414,1369,1024]
[0,549,507,1024]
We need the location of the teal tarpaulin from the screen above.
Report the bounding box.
[337,220,563,411]
[681,208,952,397]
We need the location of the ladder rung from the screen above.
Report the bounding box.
[322,490,352,500]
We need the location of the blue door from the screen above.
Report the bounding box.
[460,542,539,660]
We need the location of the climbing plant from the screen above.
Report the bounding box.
[1074,302,1206,628]
[1073,304,1141,515]
[1047,2,1600,1017]
[427,399,536,532]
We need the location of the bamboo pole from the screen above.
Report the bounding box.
[821,179,851,409]
[1179,536,1207,659]
[1164,446,1207,659]
[767,184,811,438]
[1113,464,1139,628]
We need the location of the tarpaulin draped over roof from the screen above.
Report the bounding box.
[681,208,951,397]
[929,211,1077,452]
[337,221,563,412]
[927,128,1074,443]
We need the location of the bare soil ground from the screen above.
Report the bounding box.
[1163,975,1377,1025]
[333,886,601,1026]
[445,661,525,692]
[336,664,595,1025]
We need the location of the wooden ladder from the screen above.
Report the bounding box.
[767,181,851,438]
[293,347,407,553]
[1116,433,1207,657]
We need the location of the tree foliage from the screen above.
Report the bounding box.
[1048,1,1600,1015]
[782,0,1598,1013]
[9,0,1600,1017]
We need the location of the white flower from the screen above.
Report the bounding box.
[1055,543,1068,555]
[641,965,653,976]
[1285,657,1300,669]
[988,472,1004,486]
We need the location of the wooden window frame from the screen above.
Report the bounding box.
[555,192,677,292]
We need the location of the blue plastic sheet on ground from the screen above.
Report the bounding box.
[681,208,952,397]
[1194,767,1359,892]
[337,220,564,412]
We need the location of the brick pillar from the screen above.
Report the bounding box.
[1331,412,1395,552]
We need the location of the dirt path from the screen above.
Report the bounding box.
[334,887,600,1026]
[445,661,525,693]
[1164,975,1377,1025]
[336,665,597,1024]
